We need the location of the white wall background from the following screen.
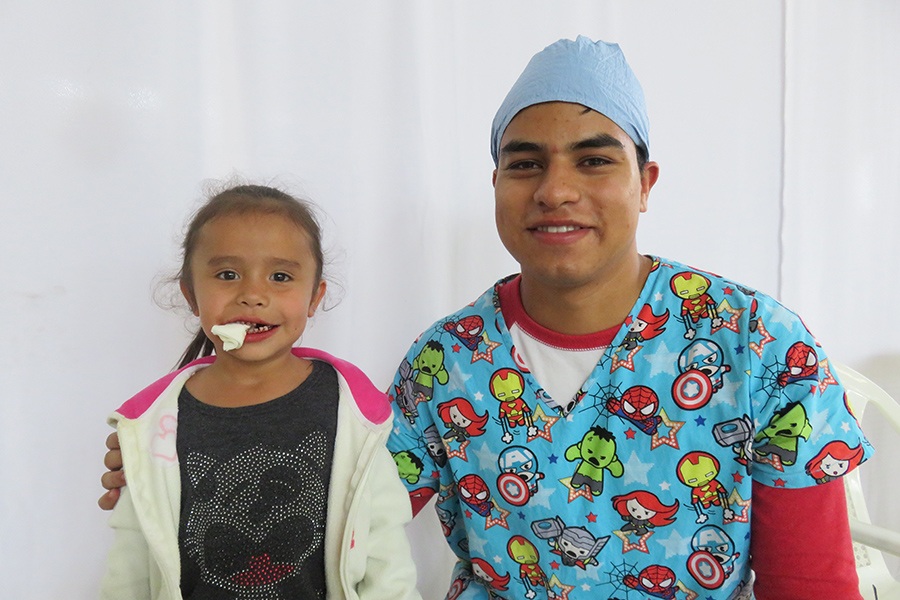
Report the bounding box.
[1,2,898,597]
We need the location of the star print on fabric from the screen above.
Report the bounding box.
[732,471,744,483]
[723,286,734,295]
[586,512,597,523]
[818,359,839,394]
[641,340,681,377]
[773,477,786,487]
[467,530,487,555]
[550,560,561,570]
[767,302,797,330]
[694,415,707,426]
[528,482,558,510]
[735,344,745,354]
[711,376,742,409]
[659,481,671,492]
[470,332,502,363]
[841,421,852,432]
[622,451,653,486]
[650,409,684,450]
[471,440,498,467]
[546,575,576,600]
[560,476,595,503]
[484,501,511,530]
[711,298,745,334]
[451,343,461,353]
[445,439,470,461]
[528,404,559,443]
[612,529,653,553]
[610,345,641,372]
[749,318,776,358]
[625,428,636,440]
[725,488,751,523]
[548,453,559,464]
[809,407,835,443]
[655,528,691,559]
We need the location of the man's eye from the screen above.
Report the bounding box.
[272,272,293,282]
[507,160,540,170]
[581,156,610,167]
[216,270,238,280]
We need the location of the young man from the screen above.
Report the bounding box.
[386,37,869,599]
[103,37,869,599]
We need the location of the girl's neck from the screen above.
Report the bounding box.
[184,352,313,408]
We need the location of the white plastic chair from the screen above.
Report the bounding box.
[834,362,900,600]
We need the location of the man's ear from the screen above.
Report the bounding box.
[180,280,199,316]
[639,161,660,212]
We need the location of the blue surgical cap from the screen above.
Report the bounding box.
[490,36,650,166]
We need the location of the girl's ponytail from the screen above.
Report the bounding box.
[177,330,215,369]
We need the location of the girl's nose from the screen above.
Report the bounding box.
[238,280,267,307]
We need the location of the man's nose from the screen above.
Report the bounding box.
[534,163,579,208]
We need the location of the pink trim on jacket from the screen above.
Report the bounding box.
[116,348,391,424]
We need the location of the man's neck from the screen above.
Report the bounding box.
[518,254,651,335]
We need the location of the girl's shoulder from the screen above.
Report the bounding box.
[293,347,392,425]
[114,357,215,421]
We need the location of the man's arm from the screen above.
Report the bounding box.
[98,431,126,510]
[750,479,861,599]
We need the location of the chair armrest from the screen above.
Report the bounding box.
[850,517,900,557]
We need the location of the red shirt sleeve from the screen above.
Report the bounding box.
[750,478,862,599]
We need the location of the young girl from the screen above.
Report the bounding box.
[100,184,421,600]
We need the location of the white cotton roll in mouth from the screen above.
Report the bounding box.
[210,323,251,351]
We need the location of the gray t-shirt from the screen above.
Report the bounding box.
[176,361,339,599]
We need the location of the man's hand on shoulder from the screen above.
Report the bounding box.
[98,431,125,510]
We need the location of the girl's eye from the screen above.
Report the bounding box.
[271,272,293,282]
[216,270,238,280]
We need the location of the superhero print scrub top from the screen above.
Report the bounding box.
[387,257,872,600]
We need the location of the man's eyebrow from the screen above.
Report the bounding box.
[499,134,626,156]
[571,134,625,152]
[499,140,542,155]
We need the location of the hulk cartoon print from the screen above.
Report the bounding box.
[411,340,449,402]
[754,401,812,466]
[565,426,623,496]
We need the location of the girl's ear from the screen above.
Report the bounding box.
[180,280,199,316]
[307,280,327,318]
